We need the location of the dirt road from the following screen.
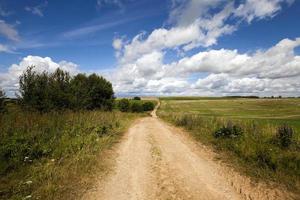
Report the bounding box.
[83,103,295,200]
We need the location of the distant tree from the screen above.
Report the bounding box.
[278,95,282,99]
[142,101,155,111]
[133,96,141,100]
[0,88,6,112]
[131,101,143,113]
[118,98,130,112]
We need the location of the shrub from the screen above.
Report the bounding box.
[142,101,155,111]
[214,121,243,138]
[275,124,294,148]
[133,96,141,100]
[118,98,130,112]
[0,88,6,113]
[131,102,143,113]
[255,148,277,171]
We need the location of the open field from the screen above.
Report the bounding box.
[158,98,300,194]
[0,104,141,200]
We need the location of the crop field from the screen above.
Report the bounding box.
[159,98,300,133]
[158,98,300,192]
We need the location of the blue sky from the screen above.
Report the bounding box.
[0,0,300,96]
[0,0,167,69]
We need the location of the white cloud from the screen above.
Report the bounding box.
[25,2,48,17]
[234,0,290,23]
[96,0,134,10]
[0,43,14,53]
[0,20,20,41]
[112,37,300,96]
[115,0,292,65]
[112,38,123,50]
[0,56,80,96]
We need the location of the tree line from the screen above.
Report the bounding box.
[19,66,114,112]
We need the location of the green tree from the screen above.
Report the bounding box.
[0,88,6,112]
[19,67,114,111]
[70,74,89,109]
[19,66,51,111]
[118,98,130,112]
[49,68,71,109]
[87,74,114,111]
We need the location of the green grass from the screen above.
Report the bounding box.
[0,105,141,200]
[158,98,300,193]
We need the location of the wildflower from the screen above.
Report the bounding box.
[24,195,32,199]
[25,181,32,185]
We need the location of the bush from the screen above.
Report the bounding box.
[214,121,243,138]
[275,124,294,148]
[131,102,143,113]
[255,148,277,170]
[118,98,130,112]
[133,96,141,100]
[0,88,5,113]
[142,101,155,111]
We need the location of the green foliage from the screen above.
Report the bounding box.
[275,124,294,148]
[0,88,6,113]
[118,98,130,112]
[133,96,141,100]
[19,66,114,111]
[117,99,155,113]
[214,121,243,138]
[131,101,144,113]
[142,101,155,111]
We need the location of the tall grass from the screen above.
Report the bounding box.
[158,111,300,192]
[0,105,139,199]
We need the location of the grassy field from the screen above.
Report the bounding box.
[0,104,141,200]
[158,98,300,193]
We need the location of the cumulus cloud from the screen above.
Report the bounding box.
[114,0,292,64]
[0,20,20,41]
[0,56,79,96]
[111,0,298,96]
[112,36,300,96]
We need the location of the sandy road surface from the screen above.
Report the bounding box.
[83,103,295,200]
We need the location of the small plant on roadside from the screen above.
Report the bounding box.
[213,121,243,138]
[255,148,277,171]
[275,124,294,148]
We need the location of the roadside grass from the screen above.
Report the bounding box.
[158,98,300,193]
[0,104,141,200]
